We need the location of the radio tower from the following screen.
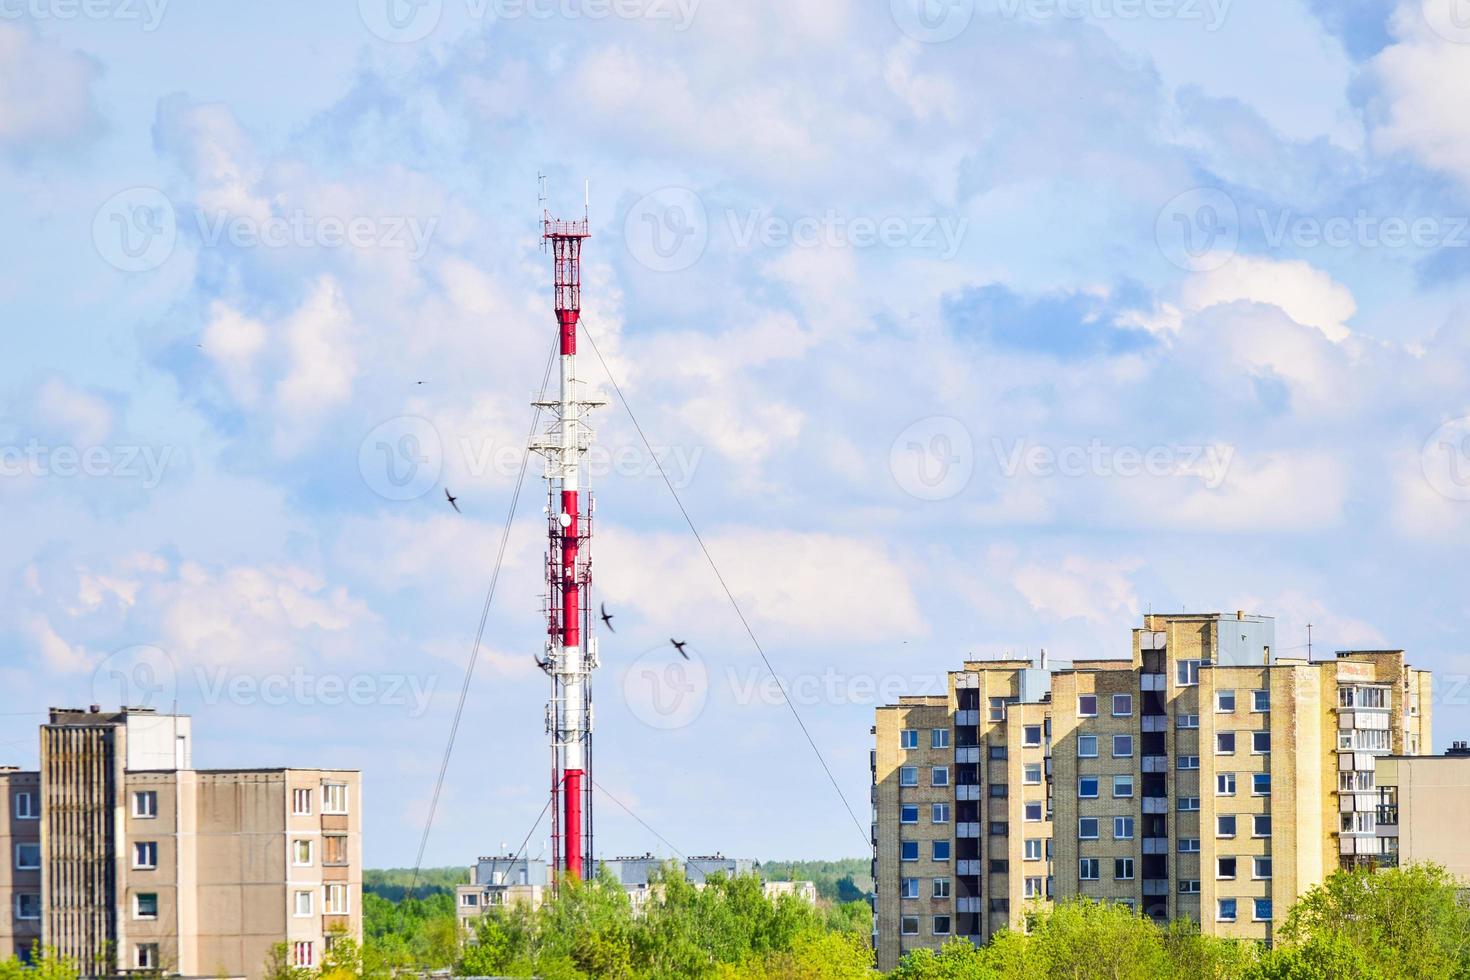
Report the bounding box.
[536,178,602,884]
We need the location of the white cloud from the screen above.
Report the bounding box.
[26,615,95,674]
[0,24,100,151]
[1370,4,1470,188]
[1180,255,1356,342]
[34,378,113,445]
[1012,556,1141,628]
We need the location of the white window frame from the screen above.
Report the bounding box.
[1114,858,1134,881]
[1177,660,1201,686]
[133,841,158,870]
[1178,755,1200,770]
[1078,694,1098,717]
[932,878,950,900]
[1217,815,1237,838]
[322,783,349,815]
[900,729,918,749]
[1253,773,1272,796]
[1113,734,1133,758]
[1252,731,1271,754]
[1113,775,1134,799]
[1024,801,1043,823]
[1078,776,1099,798]
[1114,816,1134,840]
[900,916,919,936]
[1023,725,1043,747]
[1079,858,1100,880]
[293,941,315,969]
[901,877,920,899]
[1217,857,1237,881]
[325,883,350,916]
[1216,731,1236,755]
[1077,735,1098,758]
[1178,797,1200,812]
[136,944,159,970]
[931,840,950,862]
[293,788,313,816]
[1218,899,1237,923]
[1217,773,1237,796]
[1023,838,1043,861]
[1253,898,1273,922]
[931,728,950,750]
[1178,838,1201,853]
[1112,693,1132,717]
[931,803,950,825]
[1252,689,1270,712]
[1023,763,1042,785]
[899,766,918,787]
[14,843,40,871]
[14,792,37,821]
[900,804,919,825]
[1078,817,1099,840]
[14,894,40,921]
[1178,879,1200,895]
[133,892,159,921]
[133,791,158,819]
[1176,713,1199,729]
[1253,814,1272,838]
[930,766,949,787]
[932,915,951,936]
[1253,857,1273,880]
[1216,690,1236,712]
[294,890,314,918]
[292,840,314,867]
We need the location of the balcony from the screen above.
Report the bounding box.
[957,822,981,838]
[1143,798,1169,814]
[1140,673,1166,692]
[956,710,980,727]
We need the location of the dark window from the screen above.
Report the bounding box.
[988,899,1010,913]
[988,745,1008,760]
[990,821,1009,836]
[989,783,1008,798]
[989,859,1009,873]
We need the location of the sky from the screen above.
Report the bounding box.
[4,0,1470,868]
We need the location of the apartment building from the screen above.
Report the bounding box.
[872,612,1432,970]
[1,707,362,979]
[1374,745,1470,878]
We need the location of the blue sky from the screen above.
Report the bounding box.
[5,0,1470,867]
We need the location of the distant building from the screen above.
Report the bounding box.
[1374,744,1470,879]
[455,853,814,930]
[0,707,361,979]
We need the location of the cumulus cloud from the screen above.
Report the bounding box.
[1179,255,1357,342]
[0,24,101,152]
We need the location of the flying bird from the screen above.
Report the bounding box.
[444,488,461,513]
[600,603,615,632]
[670,639,689,660]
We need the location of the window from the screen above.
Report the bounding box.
[15,895,40,920]
[322,783,349,814]
[1218,899,1237,922]
[1024,876,1044,898]
[1177,659,1201,686]
[1216,732,1236,754]
[931,728,949,749]
[1112,693,1132,716]
[931,841,950,861]
[1024,839,1043,861]
[134,893,159,920]
[1024,802,1043,822]
[932,803,950,824]
[933,915,951,936]
[293,942,314,969]
[990,821,1009,836]
[1113,734,1134,758]
[1023,725,1043,747]
[1079,817,1100,840]
[1217,773,1236,796]
[133,791,157,819]
[1252,690,1270,712]
[293,788,313,815]
[1217,815,1237,838]
[461,892,480,907]
[901,841,919,862]
[989,744,1009,761]
[1253,814,1272,838]
[1253,773,1272,796]
[932,878,951,900]
[325,884,350,915]
[1178,797,1200,812]
[901,877,920,899]
[1252,731,1271,754]
[1077,735,1098,758]
[136,945,159,970]
[1114,816,1134,840]
[900,804,919,824]
[1023,763,1042,785]
[1178,880,1200,895]
[293,840,314,866]
[1217,857,1237,880]
[989,859,1009,874]
[989,696,1009,721]
[899,767,918,787]
[900,729,918,749]
[14,793,36,820]
[1216,690,1236,712]
[324,835,348,866]
[1078,695,1098,717]
[1254,899,1273,921]
[133,842,158,870]
[1342,811,1377,834]
[1079,858,1100,880]
[1115,858,1134,880]
[931,767,949,787]
[1253,857,1273,880]
[294,890,314,917]
[1178,838,1201,853]
[988,783,1008,798]
[1176,713,1200,729]
[1113,775,1134,799]
[14,844,39,870]
[1178,756,1200,770]
[901,916,919,936]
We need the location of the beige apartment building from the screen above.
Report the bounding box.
[1,707,362,979]
[872,612,1432,970]
[1374,746,1470,879]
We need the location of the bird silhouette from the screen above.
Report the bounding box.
[600,603,615,632]
[445,488,461,513]
[670,639,689,659]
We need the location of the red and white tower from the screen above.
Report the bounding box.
[536,185,602,883]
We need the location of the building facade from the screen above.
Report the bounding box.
[872,613,1432,970]
[1374,746,1470,879]
[2,708,362,979]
